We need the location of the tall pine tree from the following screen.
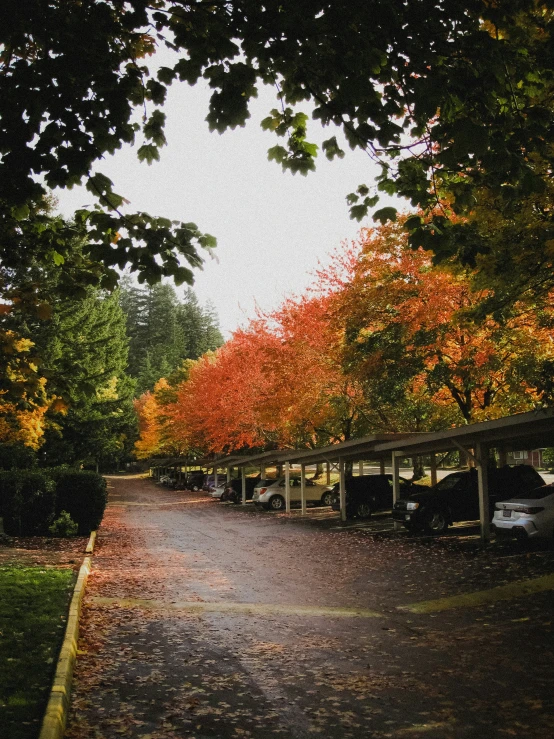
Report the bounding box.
[120,279,223,394]
[37,288,137,468]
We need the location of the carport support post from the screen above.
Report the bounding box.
[476,442,491,543]
[379,458,386,475]
[241,467,246,505]
[392,452,402,530]
[213,465,217,489]
[300,463,307,516]
[285,460,291,513]
[430,453,438,487]
[358,460,363,476]
[326,462,331,485]
[226,466,231,483]
[339,457,346,522]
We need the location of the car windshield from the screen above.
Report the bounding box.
[434,473,466,491]
[257,479,275,487]
[510,485,554,500]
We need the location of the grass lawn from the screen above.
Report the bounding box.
[0,565,76,739]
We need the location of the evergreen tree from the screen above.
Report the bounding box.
[119,280,223,394]
[37,288,137,469]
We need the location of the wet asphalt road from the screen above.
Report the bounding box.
[65,475,554,739]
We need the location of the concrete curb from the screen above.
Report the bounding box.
[85,530,96,554]
[38,530,97,739]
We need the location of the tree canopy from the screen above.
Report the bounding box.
[119,278,223,394]
[2,1,554,297]
[134,220,554,459]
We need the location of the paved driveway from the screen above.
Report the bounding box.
[65,475,554,739]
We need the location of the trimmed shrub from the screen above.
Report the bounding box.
[41,465,72,482]
[0,444,37,471]
[55,471,107,535]
[49,510,78,537]
[0,471,57,536]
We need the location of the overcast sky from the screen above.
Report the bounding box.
[55,74,402,336]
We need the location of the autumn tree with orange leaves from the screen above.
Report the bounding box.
[164,332,281,455]
[135,218,554,460]
[330,220,554,426]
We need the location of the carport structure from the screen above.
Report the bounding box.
[149,456,214,482]
[215,449,294,504]
[194,409,554,542]
[373,408,554,541]
[217,434,416,516]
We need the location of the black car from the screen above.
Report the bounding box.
[184,471,206,491]
[225,475,261,503]
[331,474,425,519]
[392,465,545,534]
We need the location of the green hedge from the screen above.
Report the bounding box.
[0,471,56,536]
[55,471,107,535]
[0,443,37,471]
[0,469,107,537]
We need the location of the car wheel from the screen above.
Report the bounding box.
[321,491,334,507]
[355,502,372,519]
[423,509,448,534]
[268,495,285,511]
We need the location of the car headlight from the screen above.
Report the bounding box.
[406,501,420,510]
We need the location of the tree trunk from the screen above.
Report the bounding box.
[412,456,425,480]
[313,462,323,479]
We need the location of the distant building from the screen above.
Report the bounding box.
[506,449,545,468]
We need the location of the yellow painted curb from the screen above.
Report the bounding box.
[399,572,554,614]
[85,530,97,554]
[38,555,92,739]
[89,596,384,619]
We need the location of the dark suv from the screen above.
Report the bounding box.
[185,471,206,491]
[392,465,545,534]
[224,475,261,503]
[331,474,426,519]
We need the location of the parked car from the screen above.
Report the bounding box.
[492,482,554,540]
[159,474,176,487]
[225,475,262,504]
[392,465,545,534]
[330,474,426,519]
[209,483,228,500]
[203,474,228,492]
[185,471,205,491]
[253,476,335,511]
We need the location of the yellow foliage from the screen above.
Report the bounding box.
[0,393,49,450]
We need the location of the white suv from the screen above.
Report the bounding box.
[253,476,335,511]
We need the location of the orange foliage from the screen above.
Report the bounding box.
[166,332,282,454]
[331,221,554,423]
[133,390,163,459]
[133,219,554,458]
[160,296,370,455]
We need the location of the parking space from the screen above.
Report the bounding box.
[67,475,554,739]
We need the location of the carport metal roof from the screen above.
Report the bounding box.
[210,454,256,468]
[230,449,294,468]
[223,434,420,469]
[149,456,218,468]
[278,433,421,464]
[372,407,554,457]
